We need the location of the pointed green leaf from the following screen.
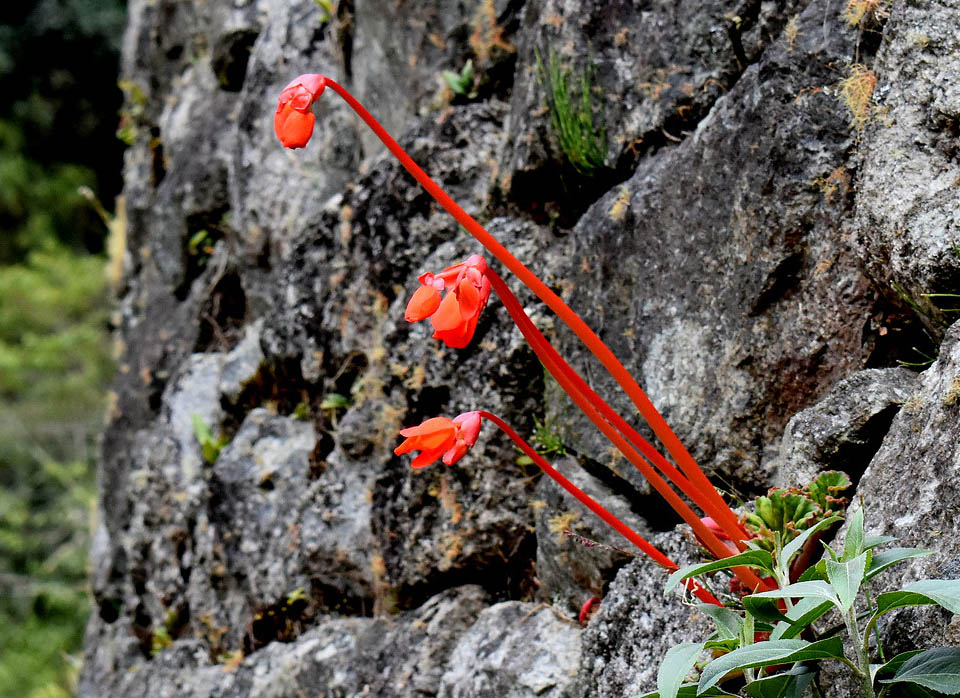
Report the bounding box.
[865,548,934,581]
[657,643,706,698]
[826,552,868,613]
[664,550,775,594]
[744,581,841,621]
[705,638,740,653]
[875,579,960,617]
[873,650,925,682]
[636,684,733,698]
[699,604,742,641]
[771,598,835,640]
[744,666,816,698]
[192,413,214,444]
[698,638,846,693]
[843,508,864,561]
[864,534,898,550]
[796,563,826,583]
[880,648,960,694]
[780,516,843,571]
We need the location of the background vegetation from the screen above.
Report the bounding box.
[0,2,125,696]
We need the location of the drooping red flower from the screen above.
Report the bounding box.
[274,74,326,149]
[404,254,491,348]
[394,412,482,468]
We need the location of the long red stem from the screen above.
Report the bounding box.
[323,78,735,537]
[486,268,749,545]
[486,272,770,592]
[477,411,722,606]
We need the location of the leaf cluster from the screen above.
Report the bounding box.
[743,471,850,556]
[648,507,960,698]
[442,60,477,98]
[192,414,230,465]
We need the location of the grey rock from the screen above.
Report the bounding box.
[439,601,582,698]
[572,531,715,698]
[220,321,266,403]
[501,0,807,215]
[81,585,490,698]
[770,367,918,487]
[550,0,875,491]
[854,0,960,334]
[533,455,654,616]
[846,322,960,642]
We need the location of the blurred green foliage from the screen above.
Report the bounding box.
[0,1,125,696]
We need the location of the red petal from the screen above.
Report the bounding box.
[411,446,447,468]
[404,285,442,322]
[456,278,481,318]
[275,107,316,149]
[442,442,469,466]
[430,289,464,332]
[398,417,456,448]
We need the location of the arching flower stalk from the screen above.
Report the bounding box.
[274,74,769,593]
[395,411,723,607]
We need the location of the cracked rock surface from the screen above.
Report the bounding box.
[83,0,960,695]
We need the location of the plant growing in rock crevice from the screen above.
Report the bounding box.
[534,49,608,176]
[645,508,960,698]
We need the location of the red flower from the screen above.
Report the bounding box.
[404,254,491,348]
[274,74,326,149]
[394,412,482,468]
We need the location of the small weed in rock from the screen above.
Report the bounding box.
[535,49,607,175]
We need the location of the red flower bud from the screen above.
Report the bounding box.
[274,74,326,149]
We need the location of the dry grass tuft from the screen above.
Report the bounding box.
[839,64,877,132]
[843,0,890,27]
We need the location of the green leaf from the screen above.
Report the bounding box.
[880,648,960,694]
[752,491,820,535]
[875,580,960,617]
[780,516,843,572]
[796,563,826,583]
[699,605,742,641]
[461,59,474,87]
[744,581,841,622]
[657,643,706,698]
[442,60,475,95]
[635,685,736,698]
[698,638,847,693]
[192,413,214,444]
[705,638,740,653]
[771,598,835,640]
[866,548,934,581]
[744,666,816,698]
[843,507,864,561]
[864,535,898,550]
[665,550,775,594]
[873,650,926,682]
[826,552,868,613]
[320,393,351,410]
[805,471,852,513]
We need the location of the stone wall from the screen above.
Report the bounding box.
[81,0,960,695]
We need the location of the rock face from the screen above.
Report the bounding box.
[83,0,960,696]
